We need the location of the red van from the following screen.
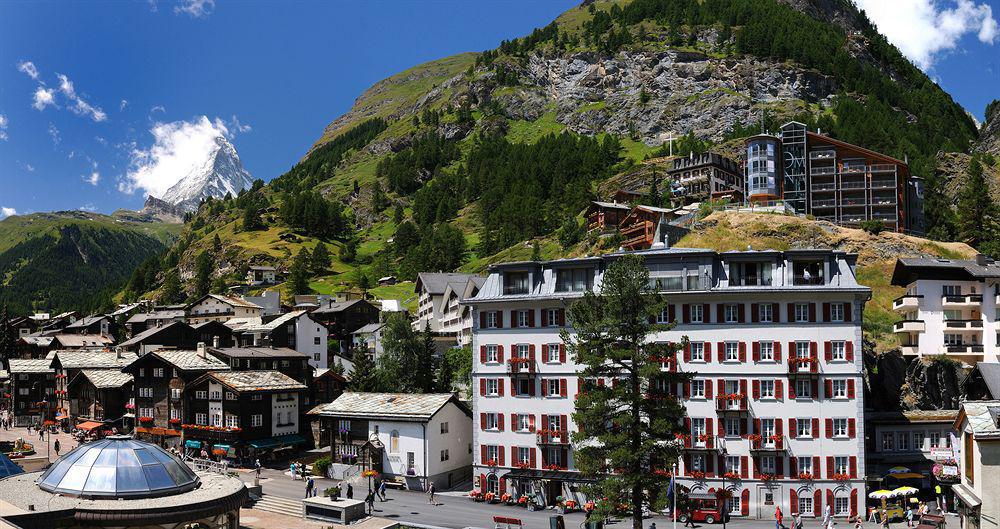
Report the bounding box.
[674,493,730,525]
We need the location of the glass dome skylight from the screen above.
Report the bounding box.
[0,453,24,479]
[36,436,199,499]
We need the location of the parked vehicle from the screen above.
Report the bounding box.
[674,493,730,525]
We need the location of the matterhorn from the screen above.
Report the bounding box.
[158,135,254,212]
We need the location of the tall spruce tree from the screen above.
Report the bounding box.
[288,248,312,296]
[957,155,997,250]
[0,306,11,372]
[347,347,380,392]
[417,321,436,393]
[563,255,689,527]
[194,251,214,297]
[311,243,331,273]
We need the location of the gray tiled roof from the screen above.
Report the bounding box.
[148,350,231,371]
[51,350,137,370]
[209,346,307,359]
[960,400,1000,439]
[78,369,133,389]
[64,315,108,329]
[353,322,384,335]
[316,392,458,421]
[209,370,306,392]
[126,310,185,324]
[312,299,368,314]
[416,273,482,295]
[972,362,1000,400]
[8,359,53,374]
[52,334,115,348]
[236,311,306,333]
[119,321,191,347]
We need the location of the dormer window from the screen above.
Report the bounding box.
[504,272,530,295]
[555,268,592,292]
[792,260,824,285]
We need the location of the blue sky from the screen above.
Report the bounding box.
[0,0,997,218]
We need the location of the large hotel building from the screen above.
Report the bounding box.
[467,247,868,520]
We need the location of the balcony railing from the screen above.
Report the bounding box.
[812,199,837,208]
[892,295,922,311]
[715,395,749,413]
[811,183,837,191]
[507,358,537,376]
[840,181,867,190]
[870,164,897,173]
[683,434,723,452]
[870,180,897,188]
[945,344,985,354]
[788,357,820,376]
[792,276,825,286]
[943,319,984,330]
[810,167,837,176]
[749,435,787,452]
[942,294,983,306]
[893,320,926,333]
[536,430,570,445]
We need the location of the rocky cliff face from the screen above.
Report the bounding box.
[974,100,1000,157]
[159,136,254,212]
[864,349,966,412]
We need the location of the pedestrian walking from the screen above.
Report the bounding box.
[365,491,375,513]
[290,462,297,480]
[53,439,60,455]
[905,506,914,528]
[347,483,353,499]
[427,481,435,504]
[305,476,314,498]
[776,506,784,529]
[795,512,804,529]
[823,504,833,529]
[378,479,387,501]
[882,508,891,529]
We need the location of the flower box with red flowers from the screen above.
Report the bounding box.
[544,464,565,471]
[832,473,851,481]
[470,490,483,501]
[723,471,741,480]
[168,418,181,425]
[139,416,154,423]
[485,459,498,467]
[798,472,814,480]
[513,462,531,469]
[760,473,777,481]
[484,492,497,503]
[518,495,528,505]
[690,471,706,479]
[653,469,672,477]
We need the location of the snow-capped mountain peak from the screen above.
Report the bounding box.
[158,135,254,212]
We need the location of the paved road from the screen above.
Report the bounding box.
[0,424,80,463]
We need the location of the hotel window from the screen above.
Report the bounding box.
[225,415,239,428]
[944,334,963,346]
[725,418,741,437]
[943,285,962,296]
[485,345,499,363]
[441,449,450,462]
[835,496,850,516]
[760,380,775,399]
[691,380,705,399]
[913,432,925,451]
[691,418,706,438]
[690,454,705,472]
[799,495,814,516]
[547,344,561,363]
[518,447,531,465]
[897,432,910,451]
[252,414,263,427]
[516,379,533,396]
[139,387,153,398]
[210,390,222,400]
[545,379,561,397]
[798,457,813,476]
[656,307,671,324]
[795,303,810,322]
[153,368,164,377]
[761,456,776,475]
[546,308,560,327]
[484,445,499,464]
[760,418,776,440]
[834,456,849,475]
[832,380,847,398]
[882,433,895,450]
[796,341,810,358]
[195,390,207,399]
[547,447,563,468]
[759,341,774,361]
[484,413,498,430]
[195,413,207,425]
[556,268,592,292]
[930,435,941,449]
[759,303,773,323]
[797,419,812,438]
[796,379,811,398]
[441,421,449,434]
[548,415,563,432]
[139,407,154,418]
[486,311,499,328]
[338,420,350,432]
[724,304,739,323]
[833,418,848,438]
[225,392,237,400]
[504,272,530,295]
[517,414,532,432]
[831,303,845,322]
[211,415,222,427]
[832,341,846,361]
[725,342,739,361]
[516,344,530,359]
[485,379,499,396]
[730,495,742,515]
[139,368,145,377]
[517,310,530,328]
[690,304,704,323]
[725,456,741,474]
[690,342,705,361]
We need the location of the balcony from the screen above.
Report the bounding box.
[536,430,569,445]
[507,358,537,377]
[900,345,918,356]
[683,435,723,452]
[811,182,837,192]
[945,344,985,355]
[870,164,897,173]
[943,319,984,332]
[715,395,749,415]
[812,199,837,208]
[892,295,922,311]
[810,167,837,176]
[941,294,983,308]
[871,179,897,189]
[749,435,787,453]
[792,275,825,286]
[893,320,926,333]
[787,357,820,377]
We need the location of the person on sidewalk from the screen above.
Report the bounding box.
[53,439,60,455]
[776,506,784,529]
[365,491,375,513]
[347,483,353,499]
[427,482,435,504]
[305,476,314,498]
[378,480,387,501]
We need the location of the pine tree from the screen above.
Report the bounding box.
[288,248,312,296]
[0,306,12,372]
[212,234,222,255]
[341,238,358,263]
[957,155,997,250]
[194,251,214,297]
[242,206,261,231]
[417,321,436,393]
[311,243,331,273]
[531,241,541,262]
[160,270,183,304]
[347,347,380,392]
[564,255,689,527]
[647,173,661,206]
[332,357,346,376]
[211,276,228,294]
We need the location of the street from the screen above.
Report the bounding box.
[0,423,79,463]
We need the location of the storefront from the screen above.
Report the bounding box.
[501,468,593,507]
[953,483,981,529]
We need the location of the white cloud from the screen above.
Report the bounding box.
[17,61,39,80]
[78,204,97,212]
[56,74,107,122]
[229,115,252,134]
[48,124,60,145]
[174,0,214,18]
[84,171,101,186]
[0,207,16,219]
[22,162,35,172]
[120,99,129,111]
[33,87,56,111]
[0,114,8,141]
[120,115,229,197]
[856,0,998,70]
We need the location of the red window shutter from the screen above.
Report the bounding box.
[498,311,505,328]
[718,417,725,437]
[498,379,504,396]
[827,457,835,478]
[812,418,819,436]
[481,446,487,465]
[811,380,819,399]
[848,379,856,398]
[775,380,784,401]
[814,489,822,514]
[717,379,724,397]
[809,303,816,322]
[752,380,760,400]
[479,312,487,329]
[684,454,692,476]
[529,448,537,468]
[774,341,782,362]
[541,309,548,327]
[684,417,691,436]
[739,342,746,362]
[706,418,714,440]
[499,446,505,466]
[706,454,715,476]
[669,304,676,322]
[559,344,566,363]
[776,418,784,437]
[844,303,853,322]
[751,303,759,323]
[683,304,691,323]
[790,457,798,477]
[851,489,859,517]
[827,490,835,510]
[788,342,796,360]
[790,489,799,514]
[510,413,517,430]
[825,379,833,399]
[480,412,486,430]
[787,303,795,322]
[752,341,760,362]
[560,379,567,397]
[529,380,536,397]
[703,304,711,323]
[810,341,818,359]
[776,457,784,478]
[848,418,857,438]
[498,414,504,431]
[529,414,535,432]
[561,415,567,433]
[528,309,535,327]
[480,379,486,396]
[740,456,749,479]
[683,382,691,398]
[529,344,536,362]
[825,341,833,362]
[717,304,724,324]
[788,380,796,399]
[741,418,748,436]
[825,418,833,439]
[480,346,487,363]
[684,343,691,362]
[741,489,749,516]
[846,341,855,362]
[541,380,548,398]
[823,302,831,322]
[706,379,714,399]
[498,345,504,363]
[739,379,748,398]
[738,304,745,323]
[500,476,507,493]
[849,456,857,478]
[717,342,724,363]
[704,342,712,363]
[754,418,762,435]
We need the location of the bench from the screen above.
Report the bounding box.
[494,516,523,529]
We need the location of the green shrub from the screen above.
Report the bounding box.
[860,219,885,235]
[313,456,332,476]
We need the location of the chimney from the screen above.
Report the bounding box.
[212,335,220,348]
[252,334,260,347]
[197,342,207,358]
[976,253,989,266]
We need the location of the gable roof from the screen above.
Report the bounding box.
[76,369,134,389]
[415,273,482,296]
[64,315,110,330]
[188,294,262,310]
[143,350,231,371]
[52,334,115,348]
[8,358,53,374]
[200,370,306,392]
[967,362,1000,399]
[312,299,372,314]
[315,392,469,421]
[235,310,308,333]
[957,400,1000,440]
[353,322,384,335]
[125,310,185,325]
[118,321,193,347]
[50,350,137,370]
[208,346,308,359]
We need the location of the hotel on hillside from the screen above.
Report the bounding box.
[466,247,869,520]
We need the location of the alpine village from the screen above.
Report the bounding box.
[2,1,1000,529]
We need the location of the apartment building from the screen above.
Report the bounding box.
[890,256,1000,365]
[466,248,868,520]
[186,294,263,325]
[745,122,921,233]
[667,152,744,204]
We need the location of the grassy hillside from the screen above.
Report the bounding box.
[0,212,181,314]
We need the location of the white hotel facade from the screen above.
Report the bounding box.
[466,248,868,520]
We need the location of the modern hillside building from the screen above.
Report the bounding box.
[466,247,869,519]
[890,256,1000,365]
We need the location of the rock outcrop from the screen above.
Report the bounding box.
[900,357,965,411]
[974,100,1000,157]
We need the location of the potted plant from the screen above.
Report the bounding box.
[501,493,513,505]
[565,500,578,513]
[469,489,483,502]
[518,495,528,508]
[325,486,341,501]
[484,492,496,503]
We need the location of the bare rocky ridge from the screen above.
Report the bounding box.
[974,101,1000,157]
[158,136,254,212]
